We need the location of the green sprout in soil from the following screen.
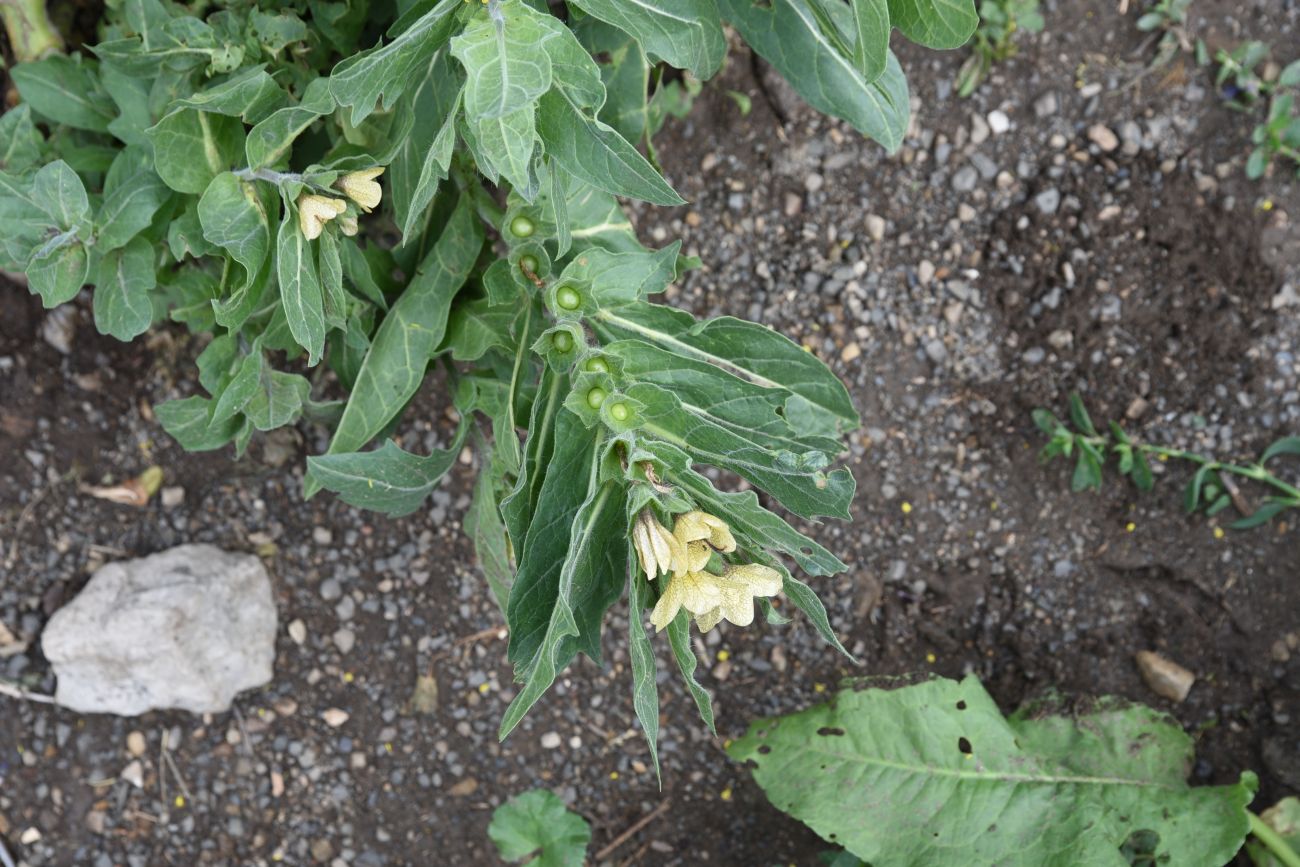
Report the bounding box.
[956,0,1044,97]
[1034,393,1300,529]
[1136,0,1193,69]
[1211,42,1300,179]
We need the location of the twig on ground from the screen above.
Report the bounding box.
[0,677,56,704]
[0,836,16,867]
[595,800,672,861]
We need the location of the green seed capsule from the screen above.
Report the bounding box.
[555,286,581,310]
[609,402,630,422]
[509,215,535,238]
[519,254,538,274]
[584,356,609,374]
[586,387,608,409]
[552,331,574,353]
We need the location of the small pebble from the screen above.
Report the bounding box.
[540,732,562,749]
[1136,651,1195,702]
[322,708,350,728]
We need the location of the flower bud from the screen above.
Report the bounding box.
[335,167,384,213]
[632,510,684,580]
[298,193,347,241]
[338,213,359,237]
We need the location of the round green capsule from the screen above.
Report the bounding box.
[555,285,581,310]
[552,330,574,353]
[519,254,539,274]
[586,387,608,409]
[609,402,630,422]
[509,215,535,238]
[584,356,609,374]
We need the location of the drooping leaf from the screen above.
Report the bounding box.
[720,0,910,150]
[729,676,1256,867]
[627,563,661,781]
[276,201,327,364]
[566,0,725,79]
[309,196,483,491]
[885,0,977,49]
[308,425,468,515]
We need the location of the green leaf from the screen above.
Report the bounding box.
[198,172,272,286]
[730,676,1257,867]
[627,566,661,781]
[11,56,115,133]
[309,197,483,489]
[627,381,855,519]
[488,790,591,867]
[886,0,977,49]
[245,78,335,169]
[95,165,168,252]
[1261,436,1300,465]
[1071,441,1103,492]
[851,0,890,81]
[27,242,90,308]
[210,346,263,425]
[1068,392,1098,435]
[388,54,462,244]
[666,610,715,733]
[148,109,245,194]
[32,161,91,233]
[501,367,564,554]
[1246,148,1270,180]
[536,90,685,206]
[591,303,859,434]
[0,105,44,173]
[566,0,726,79]
[328,0,459,125]
[451,0,557,120]
[308,426,468,516]
[155,396,241,451]
[1230,500,1292,530]
[471,104,539,197]
[276,202,327,364]
[245,370,311,431]
[500,421,626,739]
[445,296,517,361]
[93,237,156,341]
[467,442,515,611]
[176,66,288,123]
[720,0,910,150]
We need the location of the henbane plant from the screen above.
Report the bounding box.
[0,0,976,766]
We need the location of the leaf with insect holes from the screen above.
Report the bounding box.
[729,676,1256,867]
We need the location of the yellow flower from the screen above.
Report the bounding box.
[673,510,736,552]
[693,563,783,632]
[632,510,684,580]
[336,166,384,213]
[297,193,347,240]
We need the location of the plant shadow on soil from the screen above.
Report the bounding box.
[2,0,1300,863]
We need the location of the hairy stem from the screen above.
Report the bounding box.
[0,0,63,63]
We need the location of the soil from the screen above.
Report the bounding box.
[2,0,1299,864]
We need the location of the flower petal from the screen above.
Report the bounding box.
[726,563,783,597]
[695,606,724,632]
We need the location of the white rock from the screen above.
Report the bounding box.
[322,708,350,728]
[288,619,307,645]
[121,760,144,788]
[42,544,276,715]
[987,110,1011,135]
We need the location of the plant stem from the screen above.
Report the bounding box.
[1250,811,1300,867]
[0,0,62,63]
[233,167,306,185]
[1080,434,1300,502]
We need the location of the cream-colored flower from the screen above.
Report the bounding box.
[335,166,384,212]
[693,563,783,632]
[632,510,684,580]
[650,565,722,631]
[673,510,737,553]
[298,193,347,240]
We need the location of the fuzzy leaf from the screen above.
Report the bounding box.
[488,790,591,867]
[308,427,467,516]
[276,202,327,364]
[11,56,115,133]
[93,237,156,341]
[566,0,725,79]
[886,0,977,49]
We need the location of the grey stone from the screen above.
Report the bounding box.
[42,545,276,715]
[1033,92,1059,117]
[1034,188,1061,215]
[951,166,978,193]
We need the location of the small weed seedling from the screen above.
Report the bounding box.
[956,0,1045,97]
[1035,394,1300,529]
[1212,42,1300,178]
[1136,0,1194,69]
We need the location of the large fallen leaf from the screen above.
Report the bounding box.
[729,675,1256,867]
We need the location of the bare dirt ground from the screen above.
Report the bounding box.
[1,0,1299,863]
